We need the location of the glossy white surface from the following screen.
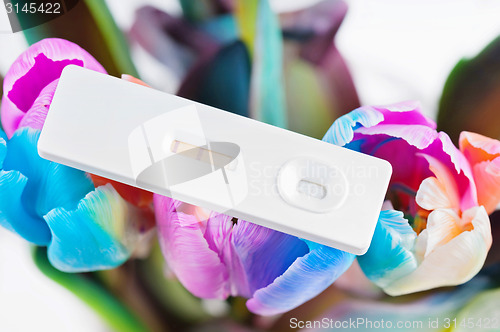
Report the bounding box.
[39,65,392,254]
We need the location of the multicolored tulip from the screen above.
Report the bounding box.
[1,38,106,138]
[130,0,359,137]
[154,195,355,316]
[323,101,499,295]
[0,38,153,272]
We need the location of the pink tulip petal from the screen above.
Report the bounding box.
[355,124,477,211]
[374,101,436,128]
[356,124,438,150]
[1,38,106,137]
[432,133,478,210]
[203,212,237,296]
[17,79,58,131]
[154,195,229,299]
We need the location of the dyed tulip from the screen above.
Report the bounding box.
[0,38,153,271]
[1,38,106,138]
[130,0,358,137]
[154,195,356,316]
[323,101,499,295]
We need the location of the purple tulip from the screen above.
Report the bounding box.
[154,195,355,316]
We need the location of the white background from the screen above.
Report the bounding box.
[1,1,500,331]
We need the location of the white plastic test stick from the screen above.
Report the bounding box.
[38,66,392,254]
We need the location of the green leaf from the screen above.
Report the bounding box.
[284,58,334,138]
[437,36,500,144]
[32,246,151,332]
[451,287,500,332]
[21,0,137,77]
[235,0,287,128]
[136,241,210,323]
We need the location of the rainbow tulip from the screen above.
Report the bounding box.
[323,101,499,295]
[154,195,356,315]
[0,38,153,272]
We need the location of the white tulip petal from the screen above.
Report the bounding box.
[416,177,453,210]
[384,206,491,296]
[424,209,462,257]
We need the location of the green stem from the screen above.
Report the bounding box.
[84,0,139,77]
[32,247,151,332]
[137,241,210,324]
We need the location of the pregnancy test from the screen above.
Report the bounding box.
[38,65,392,254]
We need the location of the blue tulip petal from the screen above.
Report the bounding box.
[0,133,6,168]
[0,170,51,244]
[0,127,94,244]
[357,210,418,289]
[3,127,94,217]
[231,220,309,297]
[198,15,238,44]
[45,185,130,272]
[322,106,384,146]
[246,241,355,315]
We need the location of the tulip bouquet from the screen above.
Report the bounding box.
[1,1,500,331]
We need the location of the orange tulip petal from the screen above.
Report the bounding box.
[460,131,500,213]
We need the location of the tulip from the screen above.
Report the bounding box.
[130,0,359,138]
[323,101,499,295]
[154,195,356,316]
[0,38,153,271]
[1,38,106,138]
